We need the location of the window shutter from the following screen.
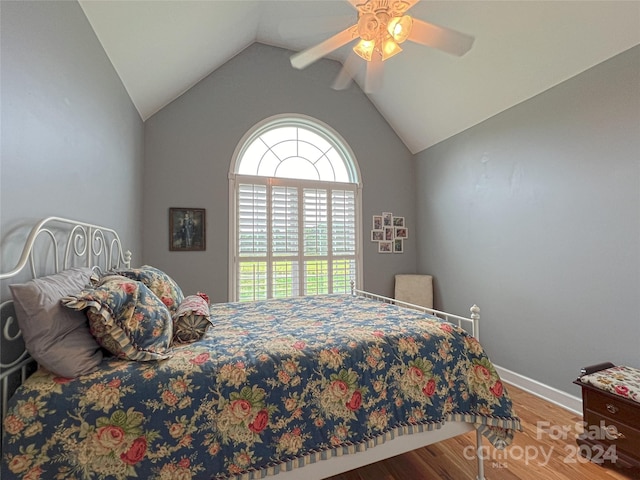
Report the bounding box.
[331,189,356,294]
[272,186,299,256]
[331,189,356,255]
[271,186,300,298]
[238,184,268,301]
[238,184,267,257]
[303,188,328,257]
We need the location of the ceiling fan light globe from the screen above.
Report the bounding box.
[388,15,412,44]
[353,39,375,61]
[381,37,402,60]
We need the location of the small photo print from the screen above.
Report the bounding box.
[384,227,394,241]
[373,215,383,230]
[393,216,405,227]
[382,212,393,227]
[393,239,403,253]
[395,227,408,239]
[371,230,384,242]
[378,241,393,253]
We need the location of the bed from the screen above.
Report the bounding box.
[1,217,520,480]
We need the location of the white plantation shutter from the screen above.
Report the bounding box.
[271,185,300,298]
[303,188,328,257]
[238,184,267,257]
[238,184,268,301]
[230,116,361,301]
[303,188,328,295]
[272,186,298,257]
[331,189,357,293]
[332,189,356,255]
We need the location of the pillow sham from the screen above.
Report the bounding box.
[111,265,184,314]
[172,293,213,344]
[9,267,102,378]
[61,275,173,361]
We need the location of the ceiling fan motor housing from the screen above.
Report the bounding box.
[355,0,414,60]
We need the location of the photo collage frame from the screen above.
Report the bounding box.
[371,212,408,253]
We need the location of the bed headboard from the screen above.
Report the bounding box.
[0,217,131,417]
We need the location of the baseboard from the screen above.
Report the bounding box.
[494,364,582,415]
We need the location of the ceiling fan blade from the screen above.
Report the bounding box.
[402,0,420,11]
[332,52,361,90]
[408,18,474,56]
[278,16,353,41]
[290,26,358,70]
[364,50,383,94]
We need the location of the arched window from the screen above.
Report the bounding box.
[229,114,362,301]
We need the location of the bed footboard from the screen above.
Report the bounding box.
[350,281,480,340]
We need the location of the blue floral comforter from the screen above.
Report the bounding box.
[2,294,521,480]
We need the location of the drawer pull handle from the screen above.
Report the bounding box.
[606,426,626,440]
[606,403,619,414]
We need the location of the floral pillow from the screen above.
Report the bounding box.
[62,275,173,361]
[172,292,213,344]
[111,265,184,314]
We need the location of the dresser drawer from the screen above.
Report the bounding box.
[584,408,640,459]
[583,388,640,428]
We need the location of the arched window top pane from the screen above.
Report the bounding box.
[234,115,360,184]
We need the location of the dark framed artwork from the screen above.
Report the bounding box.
[169,208,206,251]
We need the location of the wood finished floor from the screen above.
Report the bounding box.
[326,383,640,480]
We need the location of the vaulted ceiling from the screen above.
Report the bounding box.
[79,0,640,154]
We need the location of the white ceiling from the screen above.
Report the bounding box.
[79,0,640,154]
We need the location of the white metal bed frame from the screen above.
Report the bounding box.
[0,217,131,418]
[0,217,486,480]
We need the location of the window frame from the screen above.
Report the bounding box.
[228,114,363,302]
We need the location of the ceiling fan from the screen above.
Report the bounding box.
[289,0,475,93]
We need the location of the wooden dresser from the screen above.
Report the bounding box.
[574,363,640,469]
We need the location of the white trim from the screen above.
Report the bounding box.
[228,175,237,301]
[494,365,582,415]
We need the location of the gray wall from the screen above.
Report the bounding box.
[143,42,416,300]
[0,0,144,287]
[415,46,640,396]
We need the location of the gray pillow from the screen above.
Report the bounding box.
[9,267,103,378]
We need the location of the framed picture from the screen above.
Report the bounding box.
[378,241,393,253]
[393,239,404,253]
[395,227,408,239]
[169,208,206,251]
[372,215,383,230]
[393,216,405,227]
[371,230,384,242]
[382,212,393,227]
[384,226,394,241]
